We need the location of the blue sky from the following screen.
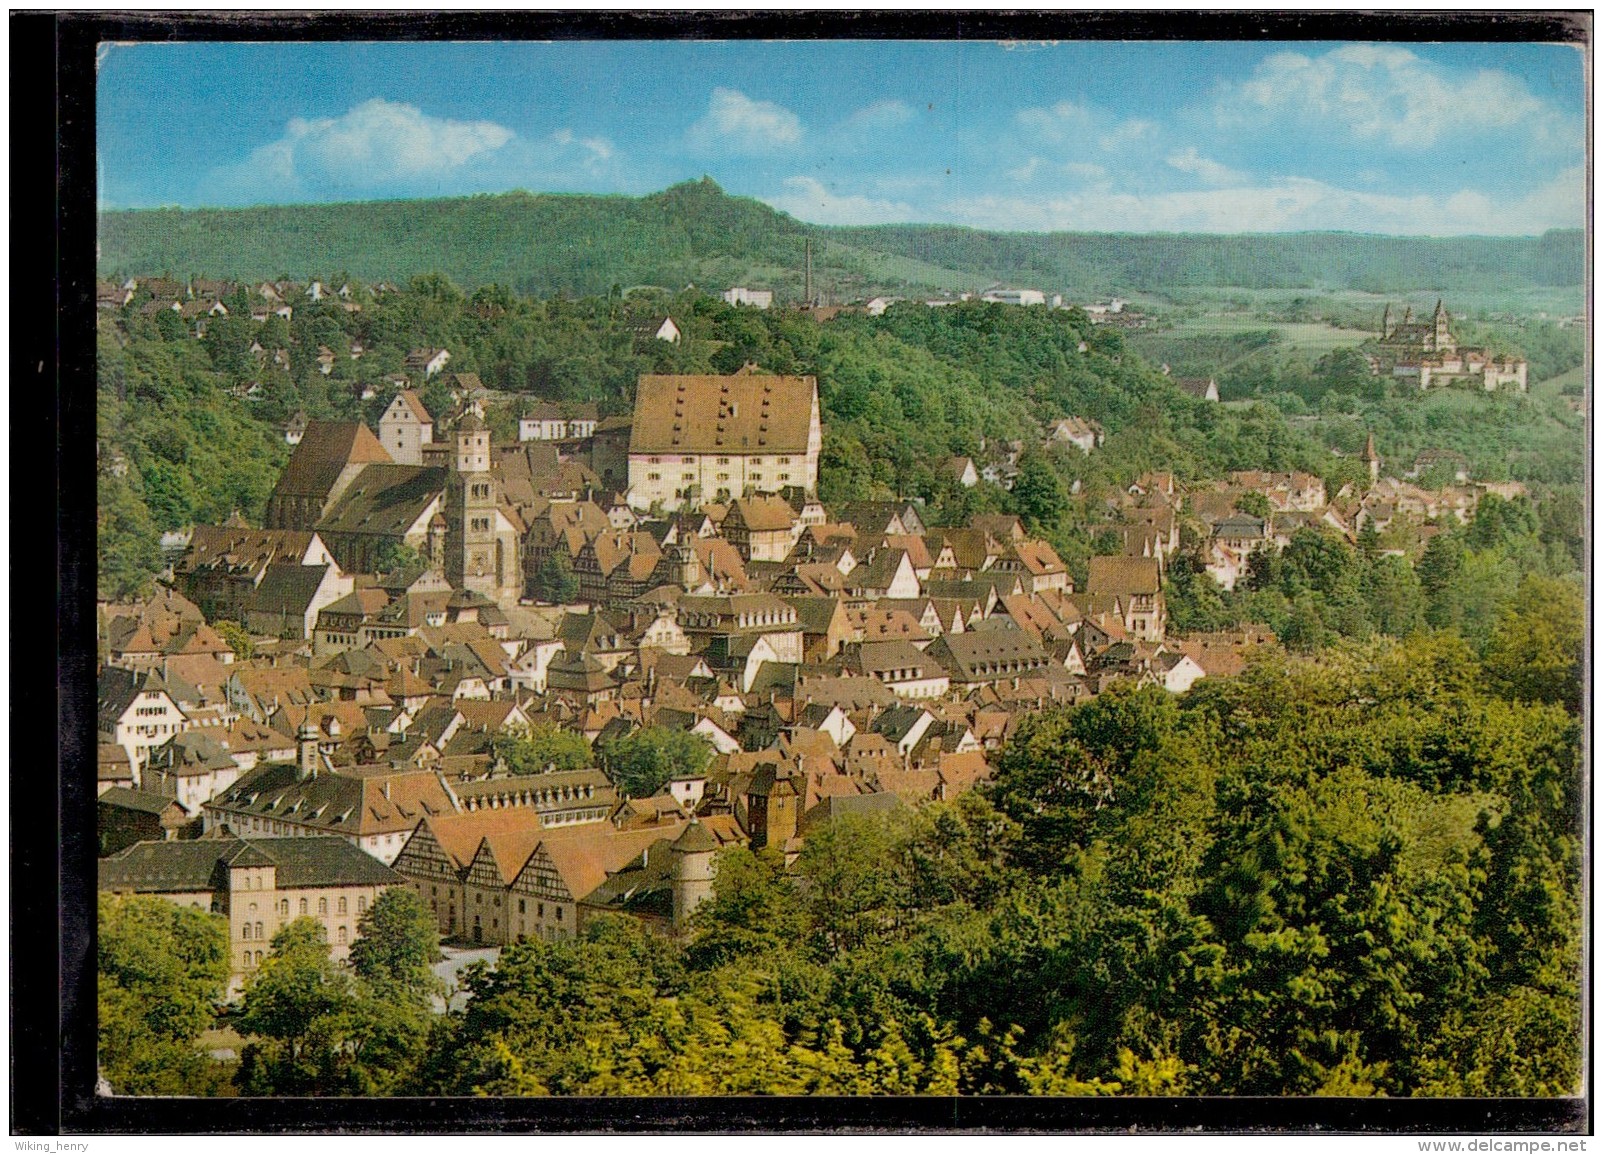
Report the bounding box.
[97,39,1585,235]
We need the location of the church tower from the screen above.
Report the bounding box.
[1432,299,1451,353]
[1362,432,1381,486]
[444,409,502,598]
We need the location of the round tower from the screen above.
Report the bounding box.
[669,820,720,931]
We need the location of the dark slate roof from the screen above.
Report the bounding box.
[316,464,446,537]
[99,835,402,892]
[671,820,720,854]
[98,787,183,816]
[247,561,331,618]
[925,630,1053,682]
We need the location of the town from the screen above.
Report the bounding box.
[98,275,1541,981]
[91,249,1581,1100]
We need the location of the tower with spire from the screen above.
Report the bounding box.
[1362,432,1381,486]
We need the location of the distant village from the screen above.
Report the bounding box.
[97,273,1529,989]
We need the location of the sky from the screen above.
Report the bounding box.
[96,39,1586,235]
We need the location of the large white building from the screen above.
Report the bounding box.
[721,287,773,310]
[626,371,821,511]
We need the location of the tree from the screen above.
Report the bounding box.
[533,552,580,603]
[493,724,592,775]
[235,919,353,1094]
[98,894,231,1095]
[686,846,808,969]
[349,888,444,1002]
[374,540,425,575]
[1011,449,1069,534]
[236,917,432,1096]
[212,619,254,661]
[1483,575,1584,713]
[597,726,713,798]
[1234,491,1272,519]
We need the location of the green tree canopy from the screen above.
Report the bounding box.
[98,894,231,1095]
[596,726,714,798]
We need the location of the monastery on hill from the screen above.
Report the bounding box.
[1372,300,1527,392]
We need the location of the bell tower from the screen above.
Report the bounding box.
[444,409,500,598]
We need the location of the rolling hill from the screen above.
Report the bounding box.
[97,178,1584,301]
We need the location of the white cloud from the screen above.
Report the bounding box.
[942,165,1582,236]
[550,129,614,172]
[842,99,914,133]
[210,99,515,199]
[1009,157,1042,182]
[1219,45,1575,149]
[764,176,915,226]
[1015,100,1093,143]
[1166,147,1246,187]
[687,88,803,154]
[1016,100,1155,154]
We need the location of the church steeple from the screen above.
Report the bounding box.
[444,406,504,599]
[1362,431,1381,485]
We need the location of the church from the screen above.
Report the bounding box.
[264,405,524,605]
[1374,300,1528,392]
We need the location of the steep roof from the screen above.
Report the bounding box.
[728,495,797,533]
[630,374,816,455]
[177,526,318,577]
[272,421,392,499]
[1086,555,1161,596]
[393,390,433,424]
[247,561,332,618]
[316,464,445,537]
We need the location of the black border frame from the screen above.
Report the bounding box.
[24,7,1592,1136]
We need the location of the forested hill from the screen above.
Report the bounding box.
[97,179,1583,299]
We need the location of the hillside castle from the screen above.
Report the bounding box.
[1372,300,1527,392]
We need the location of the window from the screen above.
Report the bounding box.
[337,926,347,945]
[537,903,544,918]
[241,924,251,941]
[338,897,347,914]
[280,899,290,916]
[256,922,263,939]
[518,899,526,914]
[717,457,730,465]
[358,896,367,913]
[777,457,790,465]
[248,902,257,914]
[298,898,308,915]
[555,907,563,922]
[318,898,328,916]
[255,951,263,965]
